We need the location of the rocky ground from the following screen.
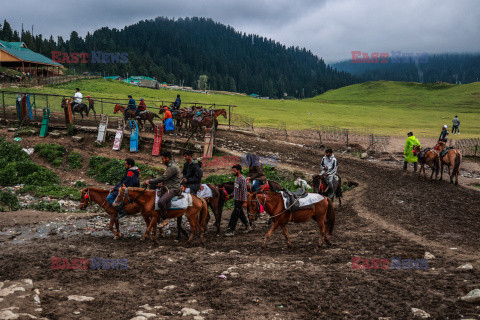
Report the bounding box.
[0,123,479,319]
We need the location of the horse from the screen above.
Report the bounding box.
[175,184,222,238]
[247,190,335,249]
[114,186,209,244]
[312,174,342,205]
[435,141,462,185]
[189,109,227,132]
[413,145,440,181]
[113,104,159,131]
[78,188,146,239]
[62,98,89,120]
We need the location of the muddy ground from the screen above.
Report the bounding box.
[0,125,479,320]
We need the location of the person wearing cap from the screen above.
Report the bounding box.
[320,148,338,198]
[86,95,96,115]
[404,132,420,172]
[452,116,460,134]
[163,107,174,132]
[438,125,449,143]
[136,97,147,117]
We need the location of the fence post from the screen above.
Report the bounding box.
[33,94,37,121]
[46,95,49,108]
[2,92,5,120]
[346,129,349,148]
[475,145,478,157]
[101,99,104,114]
[228,105,231,129]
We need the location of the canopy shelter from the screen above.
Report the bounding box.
[0,41,63,77]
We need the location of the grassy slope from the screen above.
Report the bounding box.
[2,79,479,138]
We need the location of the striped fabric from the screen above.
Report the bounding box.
[233,175,248,202]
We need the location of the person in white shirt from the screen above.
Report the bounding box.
[72,88,83,108]
[320,149,338,198]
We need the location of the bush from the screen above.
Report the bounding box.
[34,143,66,166]
[0,190,20,211]
[0,138,29,166]
[67,123,76,136]
[74,180,87,188]
[29,200,63,212]
[67,152,83,169]
[19,185,80,201]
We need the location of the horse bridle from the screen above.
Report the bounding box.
[113,186,149,207]
[81,188,92,206]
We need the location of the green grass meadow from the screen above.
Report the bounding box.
[2,79,479,138]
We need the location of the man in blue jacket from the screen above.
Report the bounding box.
[126,95,136,120]
[107,158,140,219]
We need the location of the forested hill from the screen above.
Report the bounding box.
[0,17,357,98]
[331,53,480,84]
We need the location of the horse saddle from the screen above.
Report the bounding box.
[282,188,308,212]
[138,110,148,115]
[417,148,431,159]
[193,113,203,122]
[440,147,454,158]
[155,187,183,212]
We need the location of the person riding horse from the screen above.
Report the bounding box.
[245,154,266,192]
[136,97,147,117]
[107,158,140,219]
[126,95,136,120]
[320,149,338,199]
[182,150,203,196]
[71,88,83,111]
[438,125,449,143]
[144,151,183,219]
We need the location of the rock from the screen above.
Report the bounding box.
[50,132,61,138]
[201,309,214,315]
[460,289,480,303]
[73,311,81,315]
[346,147,352,152]
[67,295,94,302]
[7,128,16,132]
[187,299,197,304]
[135,311,157,318]
[163,285,177,290]
[229,250,240,254]
[295,260,305,266]
[229,272,239,278]
[72,136,83,142]
[411,308,430,318]
[181,307,200,316]
[193,316,204,320]
[424,252,435,260]
[457,263,473,270]
[360,153,368,159]
[130,317,148,320]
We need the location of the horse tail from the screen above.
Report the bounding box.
[452,151,461,176]
[198,197,209,232]
[326,197,335,235]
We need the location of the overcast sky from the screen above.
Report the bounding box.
[2,0,479,63]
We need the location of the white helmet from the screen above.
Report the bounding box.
[443,125,447,129]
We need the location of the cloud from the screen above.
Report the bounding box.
[1,0,479,62]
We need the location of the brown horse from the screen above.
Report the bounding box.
[247,191,335,249]
[114,187,209,244]
[435,141,462,185]
[79,188,146,239]
[189,109,227,132]
[413,145,439,181]
[114,104,159,131]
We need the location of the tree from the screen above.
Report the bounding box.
[198,74,208,91]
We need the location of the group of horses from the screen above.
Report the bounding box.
[61,97,227,134]
[414,140,462,185]
[113,103,227,133]
[79,178,336,249]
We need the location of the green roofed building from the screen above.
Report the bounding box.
[0,40,63,76]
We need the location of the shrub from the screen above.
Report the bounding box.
[67,123,76,136]
[19,185,81,201]
[0,190,20,211]
[34,143,66,165]
[67,152,83,169]
[30,200,63,212]
[0,138,29,166]
[74,180,87,188]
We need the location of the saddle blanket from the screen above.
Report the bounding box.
[155,192,192,210]
[280,192,324,210]
[185,184,213,198]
